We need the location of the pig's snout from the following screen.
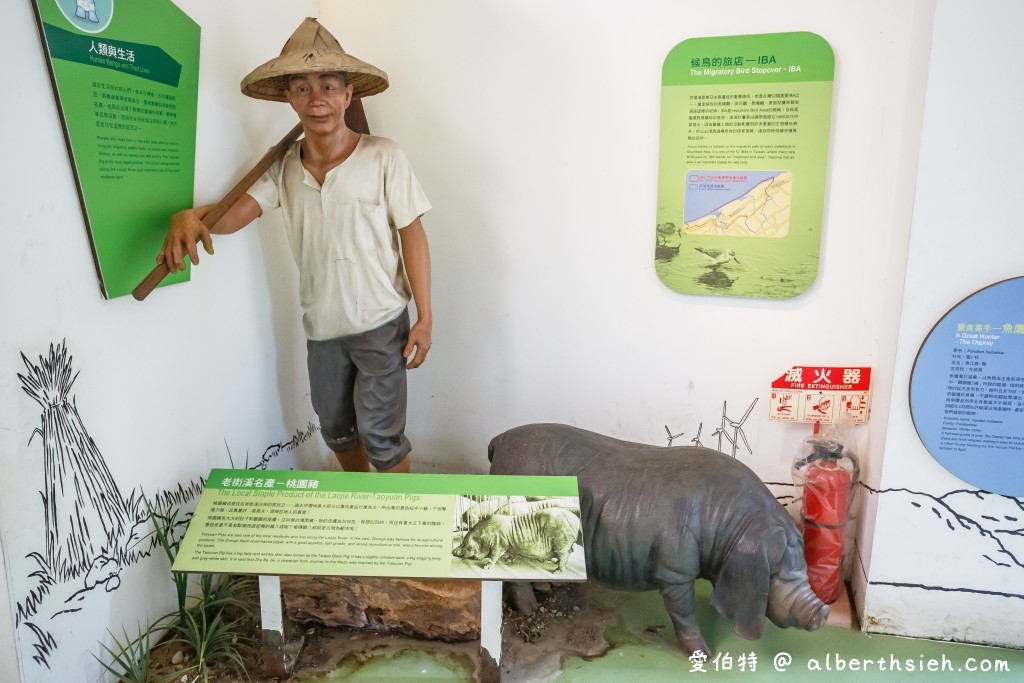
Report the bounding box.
[768,579,830,631]
[805,599,829,631]
[789,586,829,630]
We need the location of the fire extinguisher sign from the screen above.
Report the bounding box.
[769,366,872,424]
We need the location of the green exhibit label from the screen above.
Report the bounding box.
[655,32,834,299]
[173,470,587,581]
[32,0,199,298]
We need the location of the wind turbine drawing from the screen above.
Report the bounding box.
[690,422,704,448]
[664,425,685,446]
[712,398,758,457]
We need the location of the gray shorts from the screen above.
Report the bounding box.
[306,310,411,470]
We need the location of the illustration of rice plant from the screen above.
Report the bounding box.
[19,341,129,581]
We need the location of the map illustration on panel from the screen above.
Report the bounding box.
[683,170,792,237]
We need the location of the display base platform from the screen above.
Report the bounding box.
[283,579,1023,682]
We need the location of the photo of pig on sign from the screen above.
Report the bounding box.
[451,495,586,580]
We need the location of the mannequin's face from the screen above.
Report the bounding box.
[285,72,353,136]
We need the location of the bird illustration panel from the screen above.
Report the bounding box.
[655,32,834,299]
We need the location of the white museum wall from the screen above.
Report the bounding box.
[13,0,1016,678]
[324,0,933,627]
[0,1,320,680]
[323,0,929,472]
[862,0,1024,648]
[0,542,12,680]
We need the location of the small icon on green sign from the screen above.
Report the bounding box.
[54,0,113,34]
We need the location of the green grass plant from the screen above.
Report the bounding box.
[93,620,181,683]
[171,603,253,682]
[94,493,258,682]
[141,492,190,625]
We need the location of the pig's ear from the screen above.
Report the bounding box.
[710,527,787,640]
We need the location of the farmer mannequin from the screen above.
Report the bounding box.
[157,18,432,474]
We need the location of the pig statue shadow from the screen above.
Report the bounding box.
[488,423,829,656]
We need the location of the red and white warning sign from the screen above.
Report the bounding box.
[769,366,872,424]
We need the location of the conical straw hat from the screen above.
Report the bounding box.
[241,17,388,102]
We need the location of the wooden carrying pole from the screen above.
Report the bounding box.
[131,122,304,300]
[133,94,373,301]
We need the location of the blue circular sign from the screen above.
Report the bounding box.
[910,277,1024,496]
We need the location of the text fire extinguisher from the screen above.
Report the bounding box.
[798,438,855,604]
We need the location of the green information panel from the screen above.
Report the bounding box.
[31,0,199,298]
[173,470,586,581]
[655,32,834,299]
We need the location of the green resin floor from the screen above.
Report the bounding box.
[293,581,1024,682]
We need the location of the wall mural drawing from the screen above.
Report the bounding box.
[250,421,320,470]
[663,425,685,446]
[764,485,1024,604]
[862,486,1024,602]
[712,398,757,457]
[663,398,756,455]
[8,352,1023,672]
[690,422,705,448]
[20,342,130,586]
[10,341,317,672]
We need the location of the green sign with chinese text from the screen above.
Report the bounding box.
[655,32,834,299]
[173,469,587,581]
[31,0,199,298]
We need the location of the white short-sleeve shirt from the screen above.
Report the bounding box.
[248,135,431,340]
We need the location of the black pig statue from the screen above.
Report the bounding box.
[488,423,829,655]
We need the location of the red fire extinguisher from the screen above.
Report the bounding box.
[796,433,856,604]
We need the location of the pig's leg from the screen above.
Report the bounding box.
[484,541,508,569]
[553,546,570,572]
[658,581,712,656]
[655,533,711,655]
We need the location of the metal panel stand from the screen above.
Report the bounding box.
[259,575,304,678]
[478,580,502,682]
